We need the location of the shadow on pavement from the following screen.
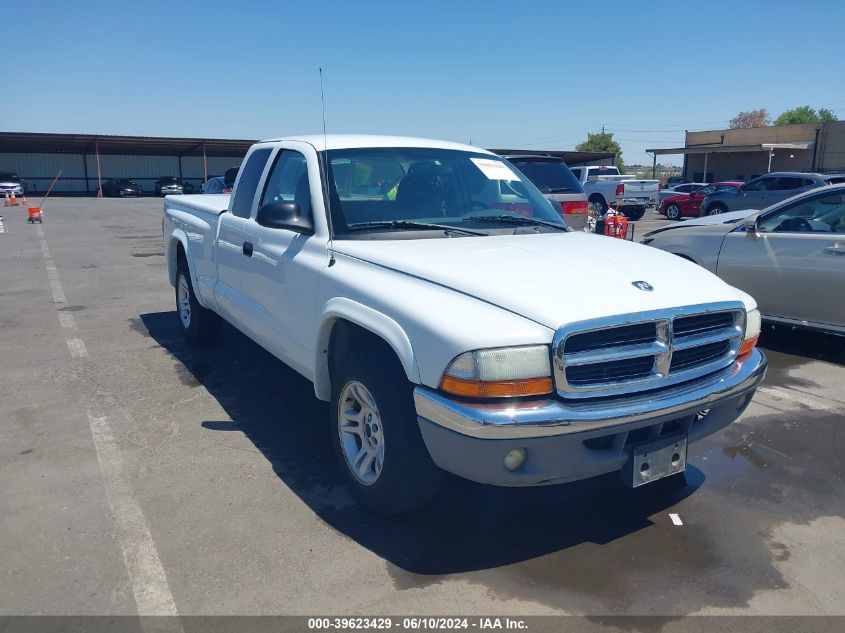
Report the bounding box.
[140,311,698,575]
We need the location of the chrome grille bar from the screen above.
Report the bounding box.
[552,302,745,399]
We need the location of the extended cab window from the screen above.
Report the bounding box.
[231,147,272,218]
[261,150,312,217]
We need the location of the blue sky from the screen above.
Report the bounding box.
[5,0,845,165]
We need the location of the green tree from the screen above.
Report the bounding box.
[576,131,625,174]
[774,105,839,125]
[819,108,838,122]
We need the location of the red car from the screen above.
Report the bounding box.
[658,181,744,220]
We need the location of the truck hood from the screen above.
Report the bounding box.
[333,233,749,329]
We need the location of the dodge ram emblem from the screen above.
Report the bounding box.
[632,280,654,292]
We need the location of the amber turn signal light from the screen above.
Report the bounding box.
[738,334,759,359]
[440,375,554,398]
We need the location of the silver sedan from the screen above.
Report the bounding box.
[641,184,845,334]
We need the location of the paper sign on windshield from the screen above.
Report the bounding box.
[470,158,521,182]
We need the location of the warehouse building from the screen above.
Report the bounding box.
[0,132,253,195]
[0,131,615,197]
[647,121,845,182]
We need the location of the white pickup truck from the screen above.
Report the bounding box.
[163,135,766,514]
[569,165,660,220]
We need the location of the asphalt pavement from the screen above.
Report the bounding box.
[0,198,843,620]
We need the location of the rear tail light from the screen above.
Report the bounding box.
[560,201,589,215]
[615,183,624,196]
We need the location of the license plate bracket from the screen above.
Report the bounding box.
[626,434,687,487]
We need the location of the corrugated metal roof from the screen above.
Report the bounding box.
[0,132,256,157]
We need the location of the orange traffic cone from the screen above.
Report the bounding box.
[3,192,9,207]
[21,193,27,206]
[10,192,18,206]
[27,207,43,223]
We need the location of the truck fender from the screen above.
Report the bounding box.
[313,297,420,401]
[166,229,206,308]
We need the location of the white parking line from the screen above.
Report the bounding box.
[670,513,684,526]
[87,413,180,618]
[66,337,89,358]
[36,225,181,622]
[58,311,77,330]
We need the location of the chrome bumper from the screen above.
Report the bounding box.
[616,197,658,208]
[414,349,767,440]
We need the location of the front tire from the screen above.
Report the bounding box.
[175,259,221,344]
[331,349,442,514]
[705,204,726,216]
[665,204,682,220]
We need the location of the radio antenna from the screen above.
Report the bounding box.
[319,67,336,266]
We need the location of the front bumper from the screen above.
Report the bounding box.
[414,349,766,486]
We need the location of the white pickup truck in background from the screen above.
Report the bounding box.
[163,134,766,514]
[570,165,660,220]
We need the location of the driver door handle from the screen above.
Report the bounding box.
[242,241,253,257]
[823,245,845,256]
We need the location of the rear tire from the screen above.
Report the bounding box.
[622,207,645,221]
[589,195,608,215]
[705,204,726,216]
[330,348,442,514]
[665,204,682,220]
[175,259,221,344]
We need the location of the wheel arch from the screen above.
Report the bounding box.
[314,298,419,402]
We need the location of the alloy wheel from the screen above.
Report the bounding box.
[338,380,385,485]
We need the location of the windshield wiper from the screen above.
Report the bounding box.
[543,186,576,193]
[461,215,570,231]
[346,220,486,236]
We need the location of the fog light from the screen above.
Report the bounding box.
[503,448,526,471]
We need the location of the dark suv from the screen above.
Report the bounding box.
[497,154,589,230]
[701,171,845,216]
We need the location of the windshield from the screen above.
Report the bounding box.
[323,147,565,237]
[0,172,20,181]
[507,159,582,193]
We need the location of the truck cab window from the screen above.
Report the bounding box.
[231,147,272,218]
[261,150,312,217]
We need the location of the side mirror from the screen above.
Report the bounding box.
[743,215,759,234]
[256,201,313,233]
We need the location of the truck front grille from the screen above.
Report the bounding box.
[566,355,655,386]
[552,303,745,399]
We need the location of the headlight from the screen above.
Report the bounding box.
[440,345,553,398]
[739,308,761,358]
